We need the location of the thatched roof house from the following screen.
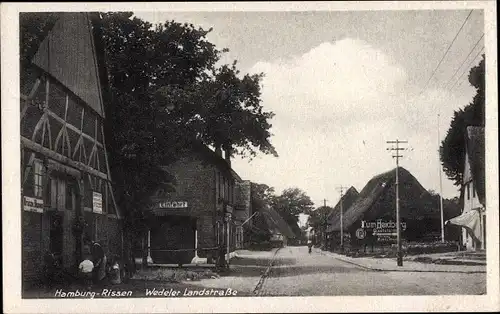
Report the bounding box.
[337,167,446,242]
[325,186,359,233]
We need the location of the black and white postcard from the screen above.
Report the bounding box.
[2,1,498,313]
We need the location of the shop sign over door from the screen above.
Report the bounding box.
[23,196,44,213]
[158,201,188,209]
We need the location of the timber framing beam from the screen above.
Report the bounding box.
[45,108,104,149]
[21,136,108,181]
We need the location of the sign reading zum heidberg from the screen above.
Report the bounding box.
[158,201,188,209]
[361,219,407,231]
[23,196,44,213]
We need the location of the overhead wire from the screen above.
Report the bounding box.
[417,10,474,97]
[448,46,485,92]
[442,33,484,90]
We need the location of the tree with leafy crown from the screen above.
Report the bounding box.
[439,55,485,188]
[20,12,278,265]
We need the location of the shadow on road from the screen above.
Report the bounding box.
[230,257,273,267]
[269,264,364,278]
[223,265,266,277]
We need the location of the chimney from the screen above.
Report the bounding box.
[225,148,231,167]
[215,145,222,157]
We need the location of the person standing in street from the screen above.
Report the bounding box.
[79,254,94,290]
[91,241,107,284]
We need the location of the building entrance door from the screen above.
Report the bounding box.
[150,216,196,264]
[49,213,64,267]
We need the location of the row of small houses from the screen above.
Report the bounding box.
[311,129,485,253]
[21,12,287,288]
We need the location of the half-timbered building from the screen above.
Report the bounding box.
[20,12,123,285]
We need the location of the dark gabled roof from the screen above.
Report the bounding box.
[31,12,106,117]
[466,126,485,205]
[326,186,359,232]
[188,141,241,180]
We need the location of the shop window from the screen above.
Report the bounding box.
[33,159,43,198]
[50,176,66,210]
[215,222,221,245]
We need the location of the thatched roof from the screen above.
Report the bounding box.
[332,167,434,232]
[325,186,359,232]
[260,205,297,239]
[466,126,485,205]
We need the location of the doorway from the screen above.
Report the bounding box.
[150,216,196,264]
[49,213,64,267]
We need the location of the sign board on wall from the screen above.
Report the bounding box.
[23,196,44,213]
[361,219,407,231]
[93,192,102,213]
[158,201,188,209]
[360,219,406,242]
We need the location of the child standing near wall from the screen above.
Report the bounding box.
[79,254,94,290]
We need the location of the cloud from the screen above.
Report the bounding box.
[232,38,475,206]
[251,39,407,124]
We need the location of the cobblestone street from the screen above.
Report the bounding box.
[256,246,486,296]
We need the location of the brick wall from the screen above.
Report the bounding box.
[155,151,244,261]
[155,155,221,259]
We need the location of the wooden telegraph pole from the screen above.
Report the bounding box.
[386,140,408,267]
[336,186,348,252]
[438,114,445,243]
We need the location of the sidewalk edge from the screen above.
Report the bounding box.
[320,250,486,274]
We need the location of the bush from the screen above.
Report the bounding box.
[341,241,459,258]
[404,241,459,255]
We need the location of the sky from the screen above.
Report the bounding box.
[134,9,485,225]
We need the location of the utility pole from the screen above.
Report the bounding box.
[321,199,327,248]
[336,186,348,252]
[438,114,445,243]
[387,139,408,267]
